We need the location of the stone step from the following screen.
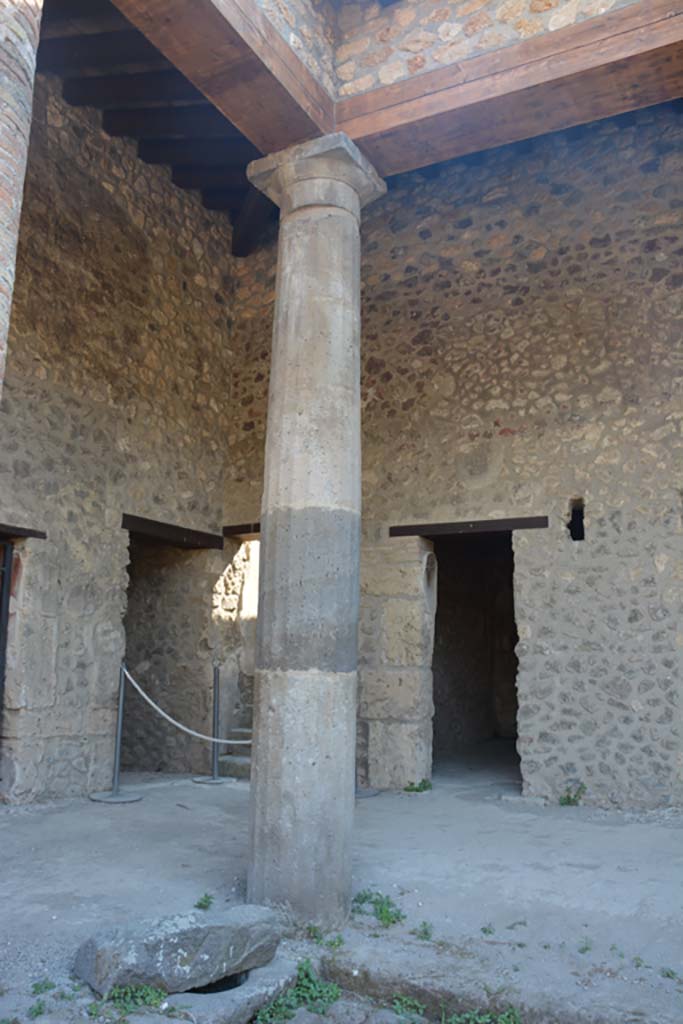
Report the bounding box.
[221,727,251,757]
[218,754,251,780]
[222,739,251,756]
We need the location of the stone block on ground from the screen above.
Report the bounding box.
[166,953,299,1024]
[289,1009,322,1023]
[74,904,282,996]
[325,997,376,1023]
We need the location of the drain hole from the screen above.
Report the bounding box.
[189,971,249,994]
[567,498,585,541]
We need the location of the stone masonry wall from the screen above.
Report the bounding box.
[357,536,436,788]
[334,0,639,97]
[0,75,244,802]
[230,103,683,807]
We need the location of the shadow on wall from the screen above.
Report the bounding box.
[432,532,519,763]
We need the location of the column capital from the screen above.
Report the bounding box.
[247,132,386,219]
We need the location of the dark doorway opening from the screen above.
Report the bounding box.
[431,531,521,787]
[0,541,13,715]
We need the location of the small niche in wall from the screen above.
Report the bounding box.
[567,499,585,541]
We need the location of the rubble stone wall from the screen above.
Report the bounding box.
[334,0,640,97]
[230,103,683,807]
[0,76,245,801]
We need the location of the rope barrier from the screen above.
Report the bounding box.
[122,666,252,746]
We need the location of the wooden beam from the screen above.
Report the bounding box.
[42,0,118,22]
[103,104,239,140]
[109,0,334,153]
[138,138,260,166]
[63,69,204,109]
[337,1,683,177]
[37,29,169,74]
[231,185,276,257]
[223,522,261,539]
[389,517,548,539]
[40,0,128,37]
[172,165,248,190]
[0,523,47,541]
[201,188,248,213]
[122,513,224,550]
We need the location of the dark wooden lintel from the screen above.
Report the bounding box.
[223,522,261,539]
[37,30,169,74]
[389,517,549,538]
[138,138,260,167]
[103,104,238,139]
[172,165,247,190]
[0,523,47,541]
[64,69,204,109]
[122,514,223,550]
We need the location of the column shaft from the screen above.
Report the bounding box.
[0,0,44,394]
[247,135,385,925]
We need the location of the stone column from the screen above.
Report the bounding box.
[247,134,385,925]
[0,0,44,396]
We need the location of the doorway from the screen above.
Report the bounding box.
[431,531,521,787]
[0,541,12,720]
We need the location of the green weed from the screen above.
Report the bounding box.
[352,889,406,928]
[393,994,426,1019]
[306,925,344,950]
[411,921,434,941]
[660,967,679,981]
[559,784,586,806]
[27,1002,46,1020]
[441,1009,523,1024]
[108,984,167,1012]
[30,980,55,996]
[54,989,77,1001]
[404,779,433,793]
[578,938,593,954]
[88,984,167,1017]
[256,959,339,1022]
[480,924,495,936]
[194,893,214,911]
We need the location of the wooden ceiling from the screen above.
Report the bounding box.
[38,0,683,253]
[38,0,276,256]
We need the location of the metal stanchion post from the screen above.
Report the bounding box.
[194,665,226,785]
[90,662,142,804]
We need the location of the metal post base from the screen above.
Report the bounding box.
[192,776,226,785]
[89,791,143,804]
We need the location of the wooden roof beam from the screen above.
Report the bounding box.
[138,138,260,166]
[103,104,241,140]
[337,0,683,177]
[37,29,170,74]
[63,69,204,109]
[109,0,334,154]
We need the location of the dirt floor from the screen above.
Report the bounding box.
[1,744,681,1023]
